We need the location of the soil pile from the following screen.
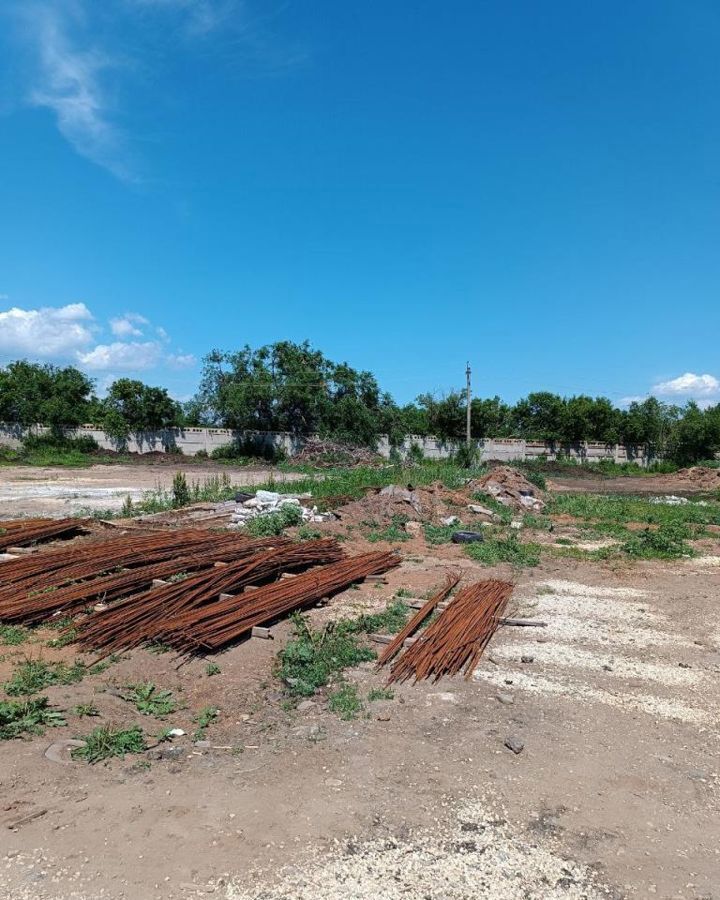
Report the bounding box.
[470,466,545,511]
[333,481,466,527]
[673,466,720,490]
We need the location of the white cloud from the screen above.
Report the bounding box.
[77,340,163,370]
[127,0,235,35]
[0,302,95,357]
[0,300,195,376]
[168,352,196,368]
[110,313,149,338]
[27,5,134,182]
[652,373,720,398]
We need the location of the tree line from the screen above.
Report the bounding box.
[1,343,719,464]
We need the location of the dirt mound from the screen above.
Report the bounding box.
[470,465,545,511]
[333,481,465,527]
[293,439,383,468]
[673,466,720,489]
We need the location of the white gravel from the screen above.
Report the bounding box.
[474,668,709,725]
[224,798,608,900]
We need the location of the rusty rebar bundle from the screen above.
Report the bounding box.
[376,572,461,668]
[388,579,513,683]
[0,531,285,624]
[73,539,348,654]
[0,517,87,551]
[167,550,402,653]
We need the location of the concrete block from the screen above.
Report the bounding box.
[251,626,272,639]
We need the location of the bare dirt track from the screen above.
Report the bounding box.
[1,541,719,900]
[0,464,302,518]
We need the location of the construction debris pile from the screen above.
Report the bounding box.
[292,439,383,468]
[228,490,333,529]
[0,527,400,656]
[0,518,87,552]
[388,579,513,683]
[470,466,545,511]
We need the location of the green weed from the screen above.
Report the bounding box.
[73,703,100,718]
[277,602,409,699]
[72,725,145,763]
[366,518,411,544]
[125,682,177,717]
[328,683,363,720]
[205,663,221,676]
[244,504,303,537]
[193,706,219,740]
[0,624,30,646]
[3,658,98,696]
[368,687,394,702]
[465,532,541,567]
[620,523,695,560]
[0,697,66,740]
[423,522,460,544]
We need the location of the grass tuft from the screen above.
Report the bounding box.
[72,725,145,763]
[124,682,177,717]
[0,696,66,740]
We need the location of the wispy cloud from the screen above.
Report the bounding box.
[3,0,303,181]
[127,0,239,36]
[25,3,135,181]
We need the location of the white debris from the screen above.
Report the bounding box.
[226,490,333,529]
[440,515,460,526]
[650,495,688,505]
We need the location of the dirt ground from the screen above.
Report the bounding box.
[1,468,719,900]
[0,464,303,518]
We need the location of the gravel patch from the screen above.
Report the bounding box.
[474,669,710,725]
[224,798,609,900]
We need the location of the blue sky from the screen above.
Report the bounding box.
[0,0,718,406]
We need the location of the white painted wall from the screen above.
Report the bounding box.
[0,424,652,464]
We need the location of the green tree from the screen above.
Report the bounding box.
[189,341,390,446]
[101,379,183,442]
[0,361,95,436]
[667,402,720,465]
[471,396,512,438]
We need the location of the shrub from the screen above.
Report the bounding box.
[171,472,190,508]
[244,504,304,536]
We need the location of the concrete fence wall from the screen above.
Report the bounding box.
[0,423,653,465]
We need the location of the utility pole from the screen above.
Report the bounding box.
[466,361,472,446]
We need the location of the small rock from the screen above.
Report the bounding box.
[521,655,534,664]
[193,740,211,749]
[678,662,692,669]
[504,678,513,685]
[168,728,185,737]
[324,778,343,788]
[496,692,514,705]
[510,520,523,530]
[602,664,613,672]
[297,700,316,712]
[44,739,87,764]
[404,521,423,533]
[466,504,495,519]
[431,692,458,704]
[377,712,391,722]
[504,736,524,754]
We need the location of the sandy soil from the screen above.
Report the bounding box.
[0,465,303,518]
[1,533,719,899]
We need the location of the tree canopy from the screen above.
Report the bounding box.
[0,351,718,464]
